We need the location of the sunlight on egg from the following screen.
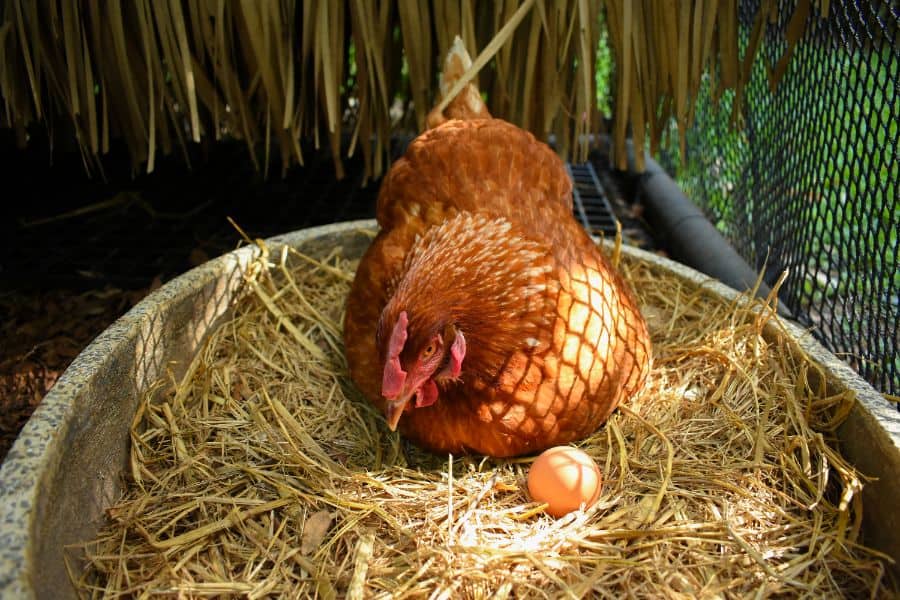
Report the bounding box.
[527,446,602,518]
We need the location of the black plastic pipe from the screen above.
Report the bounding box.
[622,144,791,317]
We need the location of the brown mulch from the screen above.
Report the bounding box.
[0,285,153,460]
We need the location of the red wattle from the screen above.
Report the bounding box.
[415,379,439,408]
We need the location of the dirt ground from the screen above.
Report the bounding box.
[0,132,381,460]
[0,286,148,456]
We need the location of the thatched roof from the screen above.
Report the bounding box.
[0,1,825,178]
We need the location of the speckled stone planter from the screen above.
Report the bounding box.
[1,220,898,597]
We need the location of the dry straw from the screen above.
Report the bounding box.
[68,234,891,598]
[2,1,827,178]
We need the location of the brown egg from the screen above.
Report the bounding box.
[527,446,603,517]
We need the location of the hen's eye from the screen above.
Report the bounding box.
[422,344,436,359]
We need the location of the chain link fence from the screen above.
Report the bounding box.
[666,0,899,400]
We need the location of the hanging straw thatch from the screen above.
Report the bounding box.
[602,0,830,170]
[66,233,891,597]
[1,1,826,179]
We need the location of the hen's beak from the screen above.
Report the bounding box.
[384,397,410,431]
[384,381,417,430]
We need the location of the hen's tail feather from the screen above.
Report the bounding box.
[439,36,474,99]
[426,36,491,129]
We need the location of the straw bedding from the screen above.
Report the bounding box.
[69,234,891,598]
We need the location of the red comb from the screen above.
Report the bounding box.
[388,311,409,359]
[448,331,466,378]
[382,311,409,399]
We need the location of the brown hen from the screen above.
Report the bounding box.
[344,38,650,457]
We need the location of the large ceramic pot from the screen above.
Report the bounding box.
[1,220,897,597]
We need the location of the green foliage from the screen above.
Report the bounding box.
[660,30,898,393]
[595,11,613,118]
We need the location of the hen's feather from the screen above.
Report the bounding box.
[426,36,491,128]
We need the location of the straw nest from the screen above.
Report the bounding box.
[68,232,892,598]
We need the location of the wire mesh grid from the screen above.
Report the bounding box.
[668,0,899,399]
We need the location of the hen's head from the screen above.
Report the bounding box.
[373,212,554,431]
[376,308,466,431]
